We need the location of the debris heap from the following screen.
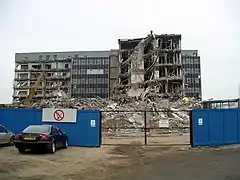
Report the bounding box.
[30,96,201,134]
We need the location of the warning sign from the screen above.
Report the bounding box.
[159,119,169,128]
[42,108,77,123]
[53,110,65,121]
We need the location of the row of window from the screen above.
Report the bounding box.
[72,93,108,98]
[72,88,108,93]
[183,68,200,74]
[72,74,108,79]
[185,78,200,84]
[185,93,201,98]
[184,87,201,93]
[73,58,109,65]
[72,84,108,89]
[182,57,200,64]
[72,64,108,69]
[72,69,108,75]
[72,78,108,84]
[182,64,200,68]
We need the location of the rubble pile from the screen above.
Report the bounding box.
[30,96,202,133]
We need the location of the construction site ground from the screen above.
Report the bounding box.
[1,138,240,180]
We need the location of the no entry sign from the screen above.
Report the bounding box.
[42,108,77,123]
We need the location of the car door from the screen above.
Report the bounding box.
[0,126,8,144]
[52,126,61,148]
[56,127,65,147]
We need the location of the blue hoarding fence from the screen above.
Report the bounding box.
[0,108,101,147]
[192,108,240,147]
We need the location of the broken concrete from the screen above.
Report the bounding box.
[28,95,201,134]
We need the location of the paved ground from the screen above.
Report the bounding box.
[1,142,240,179]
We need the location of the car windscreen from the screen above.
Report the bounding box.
[22,126,50,134]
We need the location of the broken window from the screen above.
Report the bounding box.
[65,64,69,69]
[32,65,41,69]
[45,64,51,69]
[21,65,28,70]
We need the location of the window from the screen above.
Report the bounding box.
[39,55,43,60]
[53,55,57,59]
[97,59,101,64]
[105,59,109,64]
[80,79,85,84]
[97,78,101,83]
[187,78,191,83]
[97,88,101,93]
[23,125,50,134]
[46,55,50,60]
[89,78,93,84]
[195,69,200,73]
[72,78,77,84]
[89,59,93,64]
[52,127,59,135]
[25,56,28,60]
[0,126,7,133]
[195,78,200,83]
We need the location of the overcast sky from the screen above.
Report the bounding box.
[0,0,239,103]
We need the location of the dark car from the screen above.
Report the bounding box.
[14,125,68,154]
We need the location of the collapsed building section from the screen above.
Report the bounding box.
[113,32,183,98]
[13,53,71,102]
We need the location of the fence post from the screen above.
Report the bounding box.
[144,111,147,145]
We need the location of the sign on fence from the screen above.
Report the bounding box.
[159,119,169,128]
[42,108,77,123]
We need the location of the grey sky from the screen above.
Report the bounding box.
[0,0,239,103]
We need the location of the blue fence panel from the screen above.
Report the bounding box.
[46,110,101,147]
[223,110,238,144]
[0,108,101,147]
[0,108,42,133]
[192,109,209,146]
[192,108,240,147]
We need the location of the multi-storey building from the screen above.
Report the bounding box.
[71,51,110,98]
[111,33,183,97]
[13,51,111,102]
[181,50,202,99]
[13,34,202,102]
[14,52,72,102]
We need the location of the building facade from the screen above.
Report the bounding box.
[13,40,202,102]
[13,51,111,102]
[71,51,110,98]
[182,50,202,99]
[113,33,183,97]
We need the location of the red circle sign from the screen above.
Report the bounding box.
[53,110,65,121]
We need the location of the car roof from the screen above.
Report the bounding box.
[27,125,52,128]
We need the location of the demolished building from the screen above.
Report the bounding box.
[112,31,183,98]
[13,53,72,102]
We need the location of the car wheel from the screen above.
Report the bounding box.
[48,142,56,154]
[8,136,15,146]
[63,140,68,149]
[18,148,25,154]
